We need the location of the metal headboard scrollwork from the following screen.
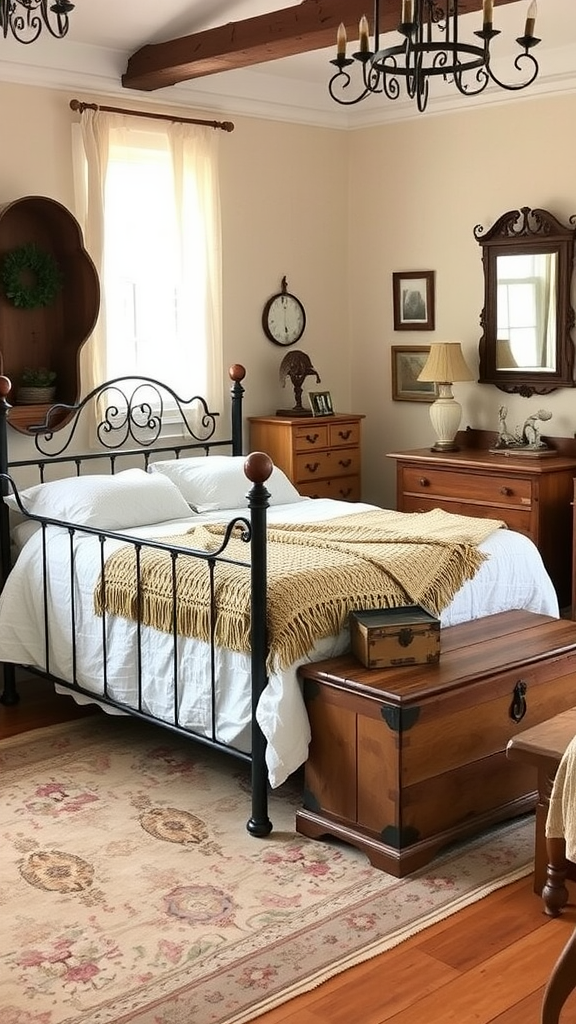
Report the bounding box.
[9,364,245,459]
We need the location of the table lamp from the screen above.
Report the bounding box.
[417,342,474,451]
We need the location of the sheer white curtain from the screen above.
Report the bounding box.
[73,109,223,409]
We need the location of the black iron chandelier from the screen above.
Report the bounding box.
[329,0,540,112]
[0,0,74,43]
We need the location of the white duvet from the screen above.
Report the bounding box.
[0,498,559,786]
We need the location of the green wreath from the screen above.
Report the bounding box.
[1,242,63,310]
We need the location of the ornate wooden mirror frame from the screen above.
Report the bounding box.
[474,207,576,396]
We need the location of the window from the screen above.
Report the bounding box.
[73,113,223,412]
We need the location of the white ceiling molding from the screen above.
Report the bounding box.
[0,0,573,129]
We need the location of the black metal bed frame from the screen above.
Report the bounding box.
[0,364,274,837]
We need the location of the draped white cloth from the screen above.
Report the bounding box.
[546,735,576,861]
[73,110,223,410]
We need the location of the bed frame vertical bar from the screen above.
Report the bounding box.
[245,451,273,837]
[0,377,12,584]
[0,375,17,705]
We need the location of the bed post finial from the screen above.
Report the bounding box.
[228,363,246,383]
[244,451,273,484]
[229,365,246,457]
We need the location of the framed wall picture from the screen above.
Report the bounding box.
[391,346,436,402]
[309,390,334,416]
[392,270,435,331]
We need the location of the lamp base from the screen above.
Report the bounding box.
[428,387,462,452]
[430,439,460,453]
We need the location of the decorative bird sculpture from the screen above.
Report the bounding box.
[277,350,321,416]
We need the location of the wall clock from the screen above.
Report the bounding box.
[262,275,306,346]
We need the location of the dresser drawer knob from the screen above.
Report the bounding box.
[338,430,352,441]
[305,434,320,444]
[500,486,512,496]
[305,462,320,474]
[509,679,527,723]
[419,477,430,488]
[338,458,352,469]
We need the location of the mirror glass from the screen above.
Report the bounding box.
[475,208,575,396]
[495,252,557,371]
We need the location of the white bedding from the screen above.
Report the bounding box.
[0,498,559,786]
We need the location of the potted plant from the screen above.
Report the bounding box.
[17,367,57,405]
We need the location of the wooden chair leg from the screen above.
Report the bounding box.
[543,837,570,917]
[542,925,576,1023]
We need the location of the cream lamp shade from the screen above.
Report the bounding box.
[417,342,474,452]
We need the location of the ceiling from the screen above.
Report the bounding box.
[0,0,574,128]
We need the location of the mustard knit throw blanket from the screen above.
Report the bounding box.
[94,508,504,670]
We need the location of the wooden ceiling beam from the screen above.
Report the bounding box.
[122,0,521,93]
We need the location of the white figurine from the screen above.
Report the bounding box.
[494,407,552,450]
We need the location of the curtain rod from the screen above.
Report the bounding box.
[69,99,234,133]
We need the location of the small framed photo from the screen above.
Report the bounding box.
[309,390,334,417]
[391,346,436,402]
[392,270,435,331]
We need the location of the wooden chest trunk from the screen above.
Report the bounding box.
[296,611,576,877]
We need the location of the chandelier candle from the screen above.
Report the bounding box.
[359,15,370,53]
[482,0,494,29]
[525,1,537,39]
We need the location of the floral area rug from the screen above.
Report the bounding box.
[1,715,534,1024]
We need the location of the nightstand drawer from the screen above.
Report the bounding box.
[401,494,532,535]
[293,424,330,451]
[400,466,533,508]
[329,421,361,449]
[298,476,361,501]
[296,449,361,482]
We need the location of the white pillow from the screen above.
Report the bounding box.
[149,456,305,512]
[11,518,41,554]
[3,468,193,530]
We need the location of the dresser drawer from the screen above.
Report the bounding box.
[328,421,361,449]
[296,449,361,482]
[293,424,330,452]
[298,476,361,501]
[400,465,533,509]
[400,494,532,536]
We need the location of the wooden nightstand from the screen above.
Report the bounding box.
[249,414,364,501]
[388,430,576,609]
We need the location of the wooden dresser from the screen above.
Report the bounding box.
[249,414,364,501]
[388,432,576,610]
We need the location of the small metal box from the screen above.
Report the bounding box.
[349,605,441,669]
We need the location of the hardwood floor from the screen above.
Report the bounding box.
[0,671,99,738]
[3,677,576,1023]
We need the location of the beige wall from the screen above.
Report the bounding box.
[1,81,576,506]
[349,94,576,505]
[219,115,349,420]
